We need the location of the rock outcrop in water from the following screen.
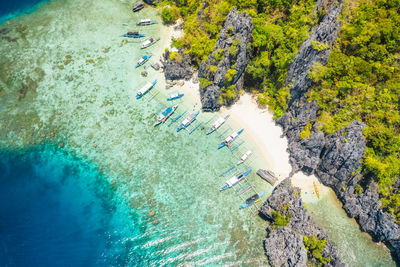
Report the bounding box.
[276,0,400,261]
[260,178,347,266]
[198,8,253,111]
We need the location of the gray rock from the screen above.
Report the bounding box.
[161,51,194,81]
[275,0,400,261]
[198,8,254,111]
[285,0,343,106]
[260,178,347,266]
[264,227,307,267]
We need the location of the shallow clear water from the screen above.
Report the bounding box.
[0,0,396,265]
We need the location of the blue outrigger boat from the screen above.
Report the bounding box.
[136,80,157,99]
[136,54,152,68]
[239,192,265,209]
[167,92,184,101]
[153,105,178,126]
[220,169,252,191]
[122,31,145,38]
[137,19,157,26]
[218,129,244,149]
[177,110,199,132]
[207,115,230,135]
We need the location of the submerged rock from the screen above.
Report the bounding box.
[198,8,254,111]
[260,178,347,266]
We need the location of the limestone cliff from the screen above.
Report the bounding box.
[198,8,253,111]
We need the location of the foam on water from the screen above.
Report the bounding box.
[0,0,395,265]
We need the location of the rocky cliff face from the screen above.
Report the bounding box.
[198,8,253,111]
[260,178,347,266]
[161,50,194,81]
[285,0,343,106]
[276,0,400,261]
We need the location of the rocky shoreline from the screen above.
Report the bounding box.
[276,0,400,262]
[259,178,347,266]
[160,0,400,264]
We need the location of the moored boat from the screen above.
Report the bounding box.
[177,111,200,132]
[122,31,145,38]
[153,105,178,126]
[141,37,160,49]
[137,19,157,26]
[132,1,144,12]
[220,169,252,191]
[167,92,184,101]
[237,150,252,165]
[218,129,244,149]
[207,115,230,135]
[239,192,265,209]
[136,79,157,99]
[136,54,152,68]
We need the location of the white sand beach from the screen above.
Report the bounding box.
[161,25,329,199]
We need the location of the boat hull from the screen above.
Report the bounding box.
[239,192,265,209]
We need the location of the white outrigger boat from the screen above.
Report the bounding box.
[220,169,252,191]
[218,129,244,149]
[141,37,160,49]
[177,110,200,132]
[137,19,157,26]
[207,115,230,135]
[237,150,252,165]
[153,105,178,126]
[136,80,157,99]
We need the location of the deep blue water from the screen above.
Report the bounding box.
[0,0,46,24]
[0,147,141,266]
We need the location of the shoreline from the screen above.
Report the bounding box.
[160,22,330,200]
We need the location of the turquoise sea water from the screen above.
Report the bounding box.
[0,0,396,265]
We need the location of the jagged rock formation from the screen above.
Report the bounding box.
[161,51,194,81]
[260,178,347,266]
[276,0,400,261]
[285,0,343,106]
[198,8,253,111]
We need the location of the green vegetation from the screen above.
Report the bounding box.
[169,51,183,62]
[272,210,291,227]
[199,77,213,91]
[311,40,329,51]
[299,122,312,139]
[161,6,179,24]
[307,0,400,221]
[225,69,237,83]
[161,0,400,221]
[303,235,331,265]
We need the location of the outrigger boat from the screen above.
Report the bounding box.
[177,111,200,132]
[220,169,252,191]
[218,129,244,149]
[153,105,178,126]
[136,54,152,68]
[122,31,145,38]
[239,192,265,209]
[237,150,252,165]
[137,19,157,26]
[136,80,157,99]
[207,115,230,135]
[141,37,160,49]
[167,92,184,101]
